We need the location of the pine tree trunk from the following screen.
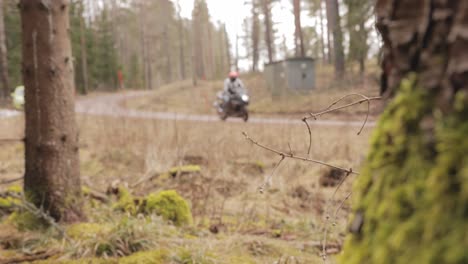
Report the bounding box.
[251,2,260,72]
[223,25,231,71]
[327,0,345,77]
[342,1,468,263]
[0,0,10,98]
[358,19,366,76]
[78,1,88,95]
[325,0,334,64]
[235,34,240,72]
[163,27,172,83]
[177,1,186,80]
[20,0,85,223]
[261,0,274,63]
[293,0,305,58]
[318,0,327,63]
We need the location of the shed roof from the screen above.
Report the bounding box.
[264,57,315,66]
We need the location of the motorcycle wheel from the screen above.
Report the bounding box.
[220,113,228,121]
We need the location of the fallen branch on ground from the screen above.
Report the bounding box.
[0,177,23,185]
[8,193,71,242]
[84,187,110,203]
[131,170,160,188]
[0,138,24,143]
[0,250,59,264]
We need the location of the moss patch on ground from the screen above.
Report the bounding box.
[144,190,193,226]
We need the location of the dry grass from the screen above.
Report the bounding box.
[0,92,373,262]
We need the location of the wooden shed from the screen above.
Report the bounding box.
[263,57,316,96]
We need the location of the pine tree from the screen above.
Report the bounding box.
[20,0,85,223]
[342,1,468,263]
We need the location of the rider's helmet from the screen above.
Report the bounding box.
[229,71,239,82]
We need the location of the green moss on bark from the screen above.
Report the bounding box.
[341,75,468,263]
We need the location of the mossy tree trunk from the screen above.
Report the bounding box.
[342,1,468,263]
[20,0,85,223]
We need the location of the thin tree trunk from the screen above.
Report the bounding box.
[358,19,366,76]
[318,0,327,63]
[235,34,240,72]
[223,25,231,70]
[261,0,274,63]
[325,0,333,64]
[20,0,85,223]
[138,1,150,89]
[163,27,172,83]
[0,0,10,98]
[78,1,88,95]
[176,1,186,80]
[293,0,305,57]
[326,0,345,77]
[251,1,260,72]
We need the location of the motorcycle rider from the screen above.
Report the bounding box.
[221,71,246,108]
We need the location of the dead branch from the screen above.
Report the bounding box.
[131,170,160,188]
[305,94,382,136]
[332,192,352,227]
[302,118,312,155]
[321,170,352,263]
[259,155,285,194]
[84,187,110,203]
[243,132,358,176]
[8,193,71,242]
[0,176,23,185]
[0,138,24,143]
[0,250,59,264]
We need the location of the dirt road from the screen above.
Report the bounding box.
[1,91,375,127]
[76,91,375,127]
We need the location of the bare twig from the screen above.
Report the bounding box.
[332,192,352,227]
[320,192,352,263]
[321,170,352,263]
[287,143,293,156]
[9,193,72,242]
[302,117,312,155]
[305,94,382,135]
[259,155,285,194]
[243,132,358,176]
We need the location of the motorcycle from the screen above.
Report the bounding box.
[214,90,250,122]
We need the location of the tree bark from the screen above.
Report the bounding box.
[20,0,85,223]
[342,1,468,263]
[318,0,327,63]
[176,1,186,80]
[78,0,88,94]
[261,0,274,63]
[324,0,333,64]
[293,0,305,58]
[251,1,260,72]
[0,0,10,98]
[235,34,240,72]
[326,0,345,77]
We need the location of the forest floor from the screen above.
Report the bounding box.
[0,67,381,263]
